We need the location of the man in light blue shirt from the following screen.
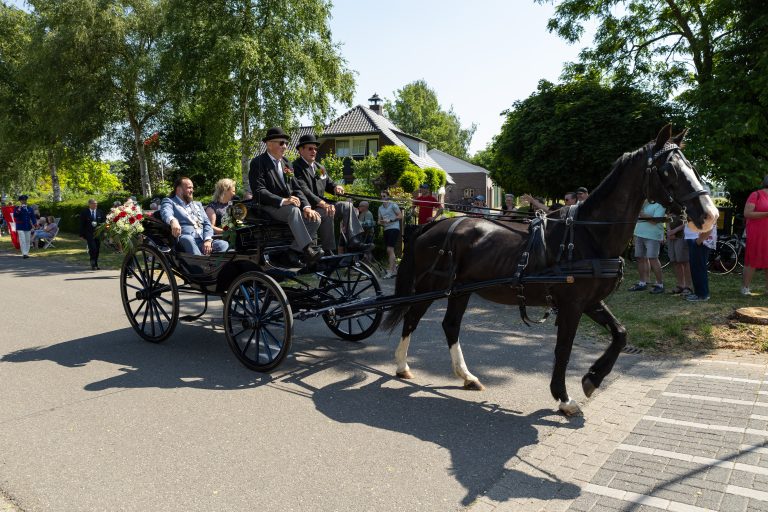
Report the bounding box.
[628,200,666,293]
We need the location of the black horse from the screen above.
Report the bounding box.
[383,125,719,415]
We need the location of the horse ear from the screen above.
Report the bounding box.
[654,124,672,150]
[671,128,688,147]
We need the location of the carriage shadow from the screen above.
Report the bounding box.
[1,323,278,391]
[279,362,583,506]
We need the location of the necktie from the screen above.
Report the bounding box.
[91,210,95,220]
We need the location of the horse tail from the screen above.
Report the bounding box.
[381,223,432,332]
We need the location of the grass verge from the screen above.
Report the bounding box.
[0,232,125,269]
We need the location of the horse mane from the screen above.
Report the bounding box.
[577,143,648,217]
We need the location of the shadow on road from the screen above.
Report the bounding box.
[275,360,583,506]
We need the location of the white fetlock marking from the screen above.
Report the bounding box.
[558,399,582,416]
[395,335,411,375]
[450,343,478,384]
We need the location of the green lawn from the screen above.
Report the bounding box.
[0,231,126,269]
[583,263,768,353]
[2,232,765,353]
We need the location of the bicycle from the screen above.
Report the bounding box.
[708,237,740,274]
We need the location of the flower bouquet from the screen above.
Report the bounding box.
[220,204,246,244]
[96,204,145,254]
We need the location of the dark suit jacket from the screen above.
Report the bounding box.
[292,158,338,208]
[249,152,310,209]
[79,207,105,239]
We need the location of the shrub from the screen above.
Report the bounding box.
[351,155,381,187]
[320,154,345,183]
[399,170,422,193]
[378,146,411,187]
[422,167,446,192]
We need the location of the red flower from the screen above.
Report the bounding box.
[223,225,229,231]
[129,217,136,224]
[118,211,127,219]
[136,214,143,220]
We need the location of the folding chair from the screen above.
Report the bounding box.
[39,222,60,249]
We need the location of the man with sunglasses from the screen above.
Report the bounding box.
[249,127,323,265]
[292,133,372,255]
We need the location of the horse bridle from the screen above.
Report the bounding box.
[644,141,710,214]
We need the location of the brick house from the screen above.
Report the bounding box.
[427,148,503,209]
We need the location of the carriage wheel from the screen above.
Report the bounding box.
[223,272,293,372]
[319,262,383,342]
[120,245,179,343]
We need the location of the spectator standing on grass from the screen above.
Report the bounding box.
[13,194,37,259]
[741,175,768,295]
[685,205,717,302]
[377,190,402,279]
[628,200,666,294]
[666,215,692,295]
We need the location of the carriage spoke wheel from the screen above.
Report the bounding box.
[319,262,382,342]
[120,245,179,343]
[224,272,293,372]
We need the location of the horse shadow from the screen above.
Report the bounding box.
[284,363,583,507]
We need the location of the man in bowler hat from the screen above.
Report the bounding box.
[292,133,372,254]
[79,198,105,269]
[13,194,37,258]
[249,127,323,265]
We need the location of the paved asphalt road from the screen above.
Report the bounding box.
[0,253,644,512]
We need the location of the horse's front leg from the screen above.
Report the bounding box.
[395,301,432,380]
[581,301,627,397]
[443,293,484,390]
[551,306,583,415]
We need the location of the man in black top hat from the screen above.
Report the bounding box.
[248,127,323,264]
[575,187,589,203]
[292,133,371,254]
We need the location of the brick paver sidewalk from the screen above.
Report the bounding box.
[468,352,768,512]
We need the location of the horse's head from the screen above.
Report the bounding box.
[646,124,718,232]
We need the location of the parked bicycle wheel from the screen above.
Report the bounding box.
[708,240,738,274]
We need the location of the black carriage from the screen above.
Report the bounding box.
[120,202,383,372]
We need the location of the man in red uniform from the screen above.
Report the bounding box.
[413,184,439,225]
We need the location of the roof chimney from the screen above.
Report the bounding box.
[368,93,383,116]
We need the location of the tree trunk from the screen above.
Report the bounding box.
[132,125,151,198]
[240,91,252,194]
[48,149,62,202]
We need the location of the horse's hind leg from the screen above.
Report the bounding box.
[395,301,433,380]
[551,307,583,415]
[581,301,627,397]
[443,294,484,391]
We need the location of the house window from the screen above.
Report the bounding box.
[352,139,366,156]
[336,140,350,157]
[463,188,475,199]
[367,139,378,156]
[418,142,426,157]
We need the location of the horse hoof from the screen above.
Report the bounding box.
[582,375,597,398]
[463,380,485,391]
[396,370,414,380]
[558,399,582,416]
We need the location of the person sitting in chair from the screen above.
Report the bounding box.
[160,176,229,255]
[248,127,323,265]
[292,133,372,254]
[31,216,58,247]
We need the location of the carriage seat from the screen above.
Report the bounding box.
[234,201,295,251]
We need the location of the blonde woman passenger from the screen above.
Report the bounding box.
[206,178,237,234]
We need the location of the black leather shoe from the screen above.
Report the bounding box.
[286,251,303,267]
[303,245,324,265]
[346,235,374,253]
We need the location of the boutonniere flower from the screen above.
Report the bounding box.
[284,167,294,185]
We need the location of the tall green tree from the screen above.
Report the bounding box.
[489,79,674,197]
[539,0,767,202]
[539,0,737,93]
[164,0,355,193]
[385,80,476,159]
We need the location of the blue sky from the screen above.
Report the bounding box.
[6,0,592,156]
